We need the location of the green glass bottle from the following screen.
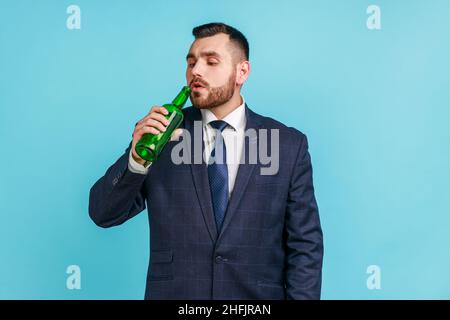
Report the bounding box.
[135,86,191,162]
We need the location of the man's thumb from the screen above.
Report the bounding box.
[170,128,184,141]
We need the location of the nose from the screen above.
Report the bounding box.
[191,61,204,78]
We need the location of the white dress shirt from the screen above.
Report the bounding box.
[128,96,247,197]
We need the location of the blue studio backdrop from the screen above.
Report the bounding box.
[1,0,450,299]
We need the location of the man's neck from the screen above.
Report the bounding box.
[208,90,243,120]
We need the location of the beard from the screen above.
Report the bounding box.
[190,71,236,110]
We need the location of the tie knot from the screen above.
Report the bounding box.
[209,120,228,132]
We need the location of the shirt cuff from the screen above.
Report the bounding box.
[128,149,151,174]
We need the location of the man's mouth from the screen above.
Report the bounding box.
[191,81,207,91]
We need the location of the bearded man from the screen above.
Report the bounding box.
[89,22,323,300]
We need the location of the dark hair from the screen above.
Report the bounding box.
[192,22,249,61]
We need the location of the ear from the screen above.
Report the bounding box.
[236,61,250,86]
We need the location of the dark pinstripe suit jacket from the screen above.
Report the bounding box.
[89,104,323,300]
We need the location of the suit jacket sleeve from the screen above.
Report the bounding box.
[284,133,324,299]
[88,142,148,228]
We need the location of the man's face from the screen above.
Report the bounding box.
[186,33,237,109]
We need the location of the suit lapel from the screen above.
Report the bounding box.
[185,105,262,244]
[185,108,218,242]
[216,105,262,244]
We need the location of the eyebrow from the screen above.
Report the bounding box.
[186,51,222,60]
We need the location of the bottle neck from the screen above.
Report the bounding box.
[172,86,191,109]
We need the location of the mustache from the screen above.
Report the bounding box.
[190,78,209,88]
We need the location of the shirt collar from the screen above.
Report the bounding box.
[200,96,246,131]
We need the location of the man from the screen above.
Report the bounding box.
[89,22,323,300]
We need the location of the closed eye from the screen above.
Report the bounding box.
[187,58,196,67]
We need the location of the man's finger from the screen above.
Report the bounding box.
[149,106,168,115]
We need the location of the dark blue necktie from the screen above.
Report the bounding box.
[207,120,229,232]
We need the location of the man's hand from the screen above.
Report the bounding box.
[131,105,183,166]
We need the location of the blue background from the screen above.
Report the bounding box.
[1,0,449,299]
